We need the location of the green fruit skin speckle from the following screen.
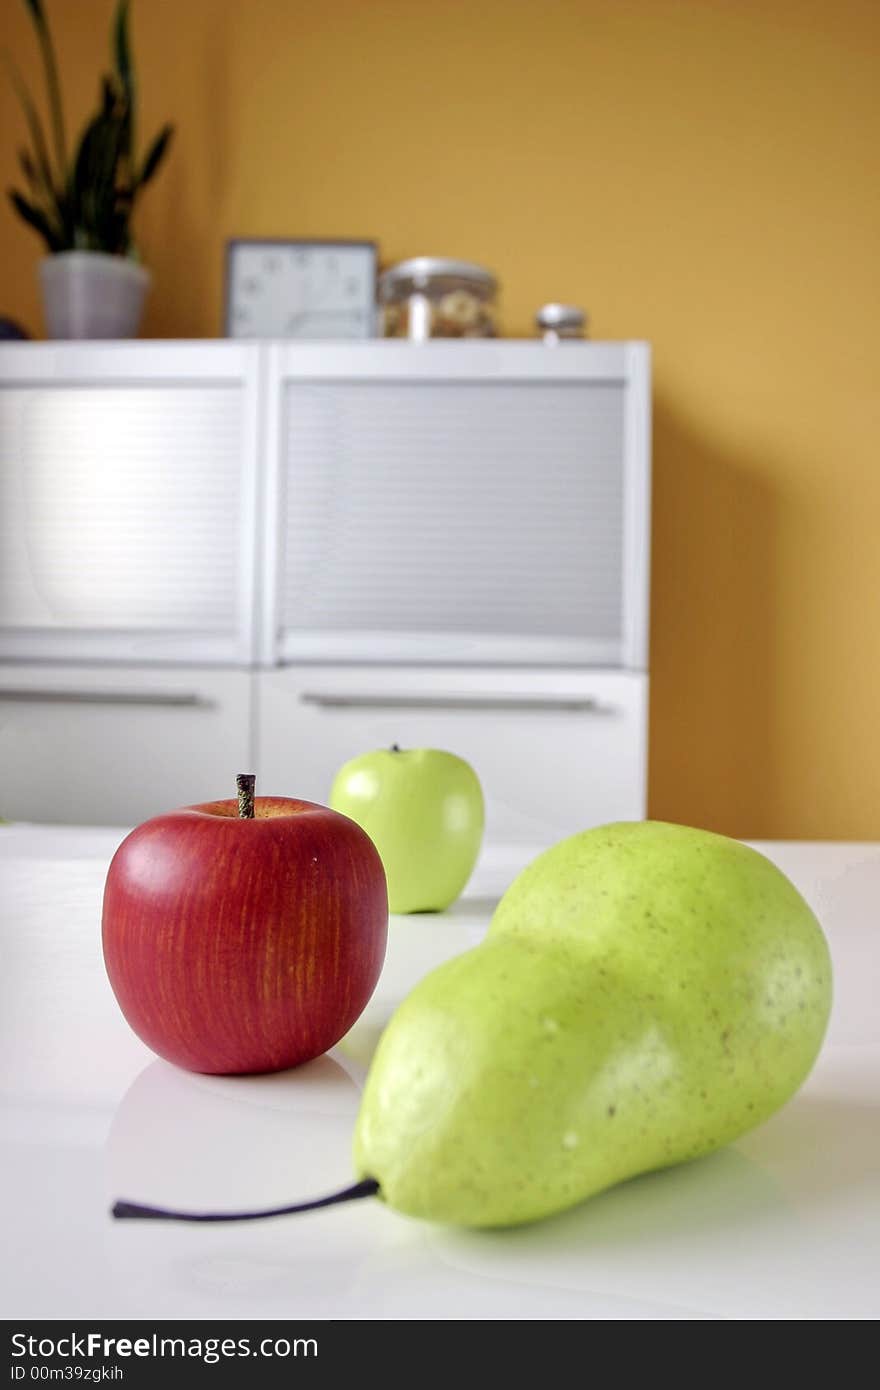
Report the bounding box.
[353,822,832,1228]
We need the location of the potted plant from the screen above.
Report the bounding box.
[7,0,173,339]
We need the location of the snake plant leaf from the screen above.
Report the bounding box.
[71,105,129,252]
[20,0,67,182]
[18,147,39,189]
[113,1,135,164]
[8,188,63,251]
[15,142,69,238]
[96,72,133,176]
[137,124,173,188]
[101,74,117,116]
[119,95,133,170]
[114,1,133,97]
[5,54,57,201]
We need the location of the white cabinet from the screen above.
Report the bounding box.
[258,666,647,845]
[0,665,252,826]
[0,340,651,832]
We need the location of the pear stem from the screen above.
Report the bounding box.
[236,772,255,819]
[111,1177,380,1224]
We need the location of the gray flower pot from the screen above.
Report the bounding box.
[39,251,151,339]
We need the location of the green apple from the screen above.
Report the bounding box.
[329,745,484,914]
[353,820,832,1226]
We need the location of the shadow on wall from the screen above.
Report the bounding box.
[648,395,778,839]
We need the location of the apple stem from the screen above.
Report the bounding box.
[236,773,256,819]
[111,1177,380,1224]
[390,743,401,753]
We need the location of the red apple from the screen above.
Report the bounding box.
[101,794,388,1075]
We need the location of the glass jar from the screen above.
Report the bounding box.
[379,258,499,340]
[535,304,589,343]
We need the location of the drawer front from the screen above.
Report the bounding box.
[0,667,252,826]
[258,667,647,846]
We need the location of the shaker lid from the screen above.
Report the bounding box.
[379,257,497,300]
[535,303,588,331]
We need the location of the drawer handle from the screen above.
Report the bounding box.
[299,693,613,714]
[0,688,212,708]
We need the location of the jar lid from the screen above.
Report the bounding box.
[535,303,588,331]
[379,257,497,301]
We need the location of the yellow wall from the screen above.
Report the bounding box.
[1,0,878,839]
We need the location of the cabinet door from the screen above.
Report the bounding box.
[263,341,650,671]
[258,666,647,846]
[0,343,260,665]
[0,666,252,826]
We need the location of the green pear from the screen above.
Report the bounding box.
[353,821,832,1227]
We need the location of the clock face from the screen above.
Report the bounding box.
[227,241,377,339]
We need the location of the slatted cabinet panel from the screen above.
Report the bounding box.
[265,341,650,669]
[280,380,624,656]
[0,344,260,664]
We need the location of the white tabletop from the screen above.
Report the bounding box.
[1,825,878,1321]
